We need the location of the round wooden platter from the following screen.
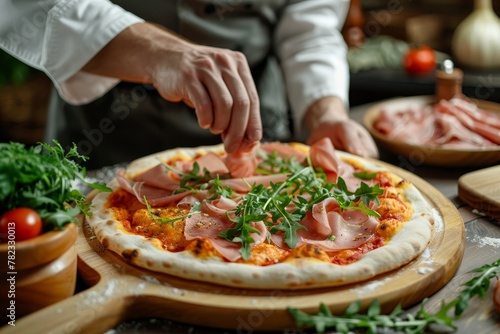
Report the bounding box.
[5,161,465,334]
[363,95,500,168]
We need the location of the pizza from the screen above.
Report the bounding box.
[86,138,434,289]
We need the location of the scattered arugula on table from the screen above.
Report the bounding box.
[288,258,500,333]
[0,141,111,230]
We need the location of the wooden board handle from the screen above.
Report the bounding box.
[0,281,128,334]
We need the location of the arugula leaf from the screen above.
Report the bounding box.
[0,141,110,230]
[288,257,500,334]
[332,178,382,217]
[354,171,378,180]
[219,157,384,254]
[255,150,305,175]
[453,258,500,316]
[147,150,384,259]
[144,196,200,226]
[219,185,267,260]
[207,175,233,200]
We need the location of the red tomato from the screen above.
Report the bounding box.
[0,208,43,243]
[403,46,436,75]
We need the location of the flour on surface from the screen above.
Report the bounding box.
[352,277,393,296]
[469,234,500,248]
[432,208,444,233]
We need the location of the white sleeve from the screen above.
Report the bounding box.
[0,0,143,105]
[274,0,350,136]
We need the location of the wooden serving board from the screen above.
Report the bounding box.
[458,165,500,220]
[3,161,465,334]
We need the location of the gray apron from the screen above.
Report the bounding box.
[45,0,292,169]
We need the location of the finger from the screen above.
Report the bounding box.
[344,125,379,158]
[235,53,262,144]
[198,68,233,135]
[358,132,379,158]
[219,51,261,153]
[188,80,214,129]
[220,70,251,152]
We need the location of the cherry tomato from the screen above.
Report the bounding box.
[0,208,43,243]
[403,46,436,76]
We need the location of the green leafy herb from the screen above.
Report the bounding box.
[333,178,383,217]
[219,184,268,259]
[144,196,201,226]
[148,151,384,260]
[161,162,214,194]
[288,258,500,333]
[0,141,111,230]
[353,171,378,180]
[453,258,500,316]
[255,150,305,175]
[207,175,234,200]
[219,162,383,258]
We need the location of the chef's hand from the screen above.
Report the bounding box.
[82,22,262,154]
[149,30,261,154]
[304,96,379,158]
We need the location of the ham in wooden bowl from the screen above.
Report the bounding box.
[363,95,500,168]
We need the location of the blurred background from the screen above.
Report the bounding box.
[1,0,499,146]
[346,0,500,106]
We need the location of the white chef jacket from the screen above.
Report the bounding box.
[0,0,349,137]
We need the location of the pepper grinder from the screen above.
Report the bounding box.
[435,59,464,101]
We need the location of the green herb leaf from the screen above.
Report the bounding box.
[152,149,385,259]
[354,171,378,180]
[218,155,384,254]
[0,141,109,230]
[144,196,201,226]
[288,258,500,333]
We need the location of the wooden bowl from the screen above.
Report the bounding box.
[0,223,78,323]
[363,95,500,168]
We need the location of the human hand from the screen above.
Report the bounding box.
[150,34,262,153]
[81,23,262,153]
[304,96,379,158]
[307,119,379,158]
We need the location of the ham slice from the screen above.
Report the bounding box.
[133,164,180,191]
[208,221,267,262]
[260,142,308,162]
[117,168,192,206]
[175,152,230,176]
[184,199,267,261]
[432,113,496,148]
[220,174,288,192]
[374,98,500,148]
[374,106,436,144]
[296,198,378,251]
[309,138,360,191]
[310,138,346,175]
[224,142,259,178]
[437,99,500,145]
[450,98,500,129]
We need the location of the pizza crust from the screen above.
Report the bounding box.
[87,145,434,290]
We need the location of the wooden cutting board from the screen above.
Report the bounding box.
[3,161,465,334]
[458,165,500,220]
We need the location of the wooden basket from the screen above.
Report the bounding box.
[0,223,78,325]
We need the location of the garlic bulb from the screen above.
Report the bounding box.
[451,0,500,69]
